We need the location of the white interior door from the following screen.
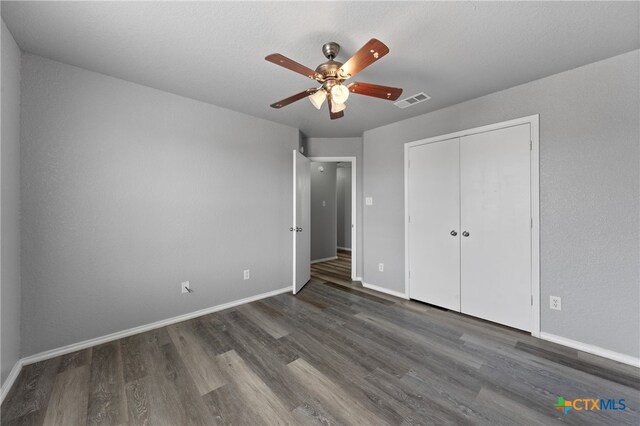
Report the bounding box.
[408,139,461,311]
[460,124,531,331]
[293,150,310,294]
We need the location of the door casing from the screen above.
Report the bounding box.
[308,156,358,281]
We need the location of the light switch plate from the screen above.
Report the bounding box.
[365,197,373,206]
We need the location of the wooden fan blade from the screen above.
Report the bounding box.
[270,89,317,108]
[265,54,318,80]
[347,82,402,101]
[339,39,390,79]
[327,98,344,120]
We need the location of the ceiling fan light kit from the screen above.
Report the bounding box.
[309,90,327,110]
[266,39,403,120]
[330,84,350,104]
[330,102,346,114]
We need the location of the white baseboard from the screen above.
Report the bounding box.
[363,282,409,300]
[337,247,352,252]
[539,332,640,368]
[20,287,291,367]
[1,359,23,404]
[353,276,363,282]
[310,256,338,264]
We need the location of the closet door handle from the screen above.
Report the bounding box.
[462,231,470,237]
[450,230,457,236]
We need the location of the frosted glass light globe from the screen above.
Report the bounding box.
[330,84,350,104]
[309,90,326,109]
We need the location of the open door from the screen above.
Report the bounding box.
[292,150,311,293]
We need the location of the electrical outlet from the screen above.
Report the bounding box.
[378,263,384,272]
[550,296,561,311]
[322,200,326,207]
[181,281,191,294]
[244,269,250,280]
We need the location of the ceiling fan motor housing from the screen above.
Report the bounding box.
[316,60,343,80]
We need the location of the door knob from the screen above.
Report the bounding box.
[296,227,303,232]
[462,231,470,237]
[290,227,295,232]
[450,230,457,236]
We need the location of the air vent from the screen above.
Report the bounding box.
[394,92,431,109]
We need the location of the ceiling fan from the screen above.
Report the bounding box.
[265,39,402,120]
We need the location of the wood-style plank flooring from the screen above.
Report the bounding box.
[3,250,639,425]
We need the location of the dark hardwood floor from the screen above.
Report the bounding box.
[2,249,639,425]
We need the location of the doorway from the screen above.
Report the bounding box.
[308,156,357,282]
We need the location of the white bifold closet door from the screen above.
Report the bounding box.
[408,123,532,331]
[460,124,531,331]
[408,138,461,311]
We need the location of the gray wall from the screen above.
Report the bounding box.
[1,20,22,385]
[363,50,640,358]
[305,137,363,278]
[336,166,351,249]
[0,21,21,383]
[310,162,337,261]
[20,54,298,356]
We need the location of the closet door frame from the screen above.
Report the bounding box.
[404,115,540,337]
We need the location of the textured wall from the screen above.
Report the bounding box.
[305,137,363,278]
[1,20,22,385]
[363,50,640,358]
[310,162,337,261]
[20,54,298,356]
[336,167,352,249]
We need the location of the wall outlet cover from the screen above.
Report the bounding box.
[550,296,562,311]
[378,263,384,272]
[243,269,250,280]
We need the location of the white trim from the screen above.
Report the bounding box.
[404,115,541,336]
[1,360,22,403]
[363,282,409,300]
[292,150,298,293]
[337,247,352,252]
[540,332,640,368]
[354,276,363,282]
[404,115,541,150]
[308,156,358,281]
[530,116,541,337]
[20,287,290,367]
[310,256,338,264]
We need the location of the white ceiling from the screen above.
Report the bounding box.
[2,1,639,137]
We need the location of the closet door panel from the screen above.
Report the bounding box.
[408,139,460,311]
[460,124,531,331]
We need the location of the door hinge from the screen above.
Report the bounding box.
[531,295,533,305]
[531,218,533,228]
[408,215,411,223]
[408,160,410,168]
[530,140,532,150]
